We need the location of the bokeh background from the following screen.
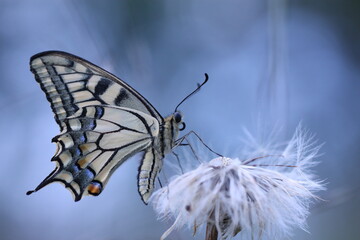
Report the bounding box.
[0,0,359,239]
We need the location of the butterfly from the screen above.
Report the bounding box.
[27,51,208,204]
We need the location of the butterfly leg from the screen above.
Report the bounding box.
[171,151,184,174]
[175,131,223,157]
[174,134,202,164]
[184,138,202,163]
[157,177,163,188]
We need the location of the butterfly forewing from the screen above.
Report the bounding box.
[30,52,163,127]
[28,51,176,203]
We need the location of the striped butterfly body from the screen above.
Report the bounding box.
[27,51,192,203]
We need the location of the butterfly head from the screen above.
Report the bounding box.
[173,111,186,131]
[163,111,185,151]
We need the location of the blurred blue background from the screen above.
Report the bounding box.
[0,0,359,239]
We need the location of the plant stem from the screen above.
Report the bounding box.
[205,221,218,240]
[205,211,218,240]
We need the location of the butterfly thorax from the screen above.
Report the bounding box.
[159,114,181,155]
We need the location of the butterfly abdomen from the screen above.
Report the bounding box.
[137,114,180,203]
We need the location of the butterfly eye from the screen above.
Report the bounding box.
[174,111,182,123]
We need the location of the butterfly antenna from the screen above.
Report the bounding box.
[174,73,209,112]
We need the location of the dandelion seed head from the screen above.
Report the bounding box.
[151,126,324,239]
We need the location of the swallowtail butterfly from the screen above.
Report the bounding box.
[27,51,208,204]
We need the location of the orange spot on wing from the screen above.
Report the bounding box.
[88,182,102,196]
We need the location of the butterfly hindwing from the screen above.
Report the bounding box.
[28,105,159,201]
